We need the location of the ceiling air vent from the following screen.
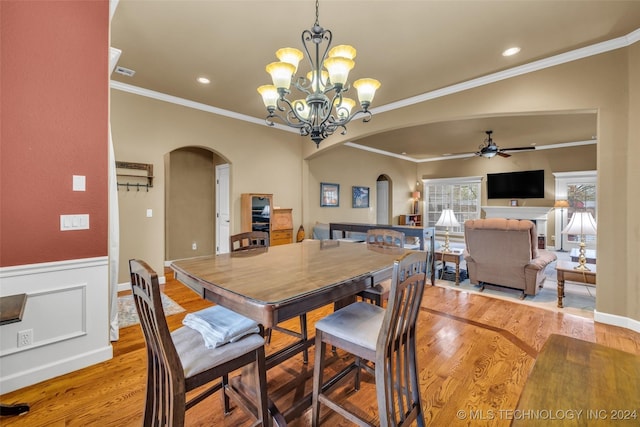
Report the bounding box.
[115,66,136,77]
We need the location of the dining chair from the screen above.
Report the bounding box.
[229,232,309,364]
[311,251,427,427]
[129,259,269,427]
[230,231,270,252]
[358,229,405,306]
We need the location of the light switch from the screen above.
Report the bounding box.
[146,209,153,218]
[73,175,86,191]
[60,214,90,231]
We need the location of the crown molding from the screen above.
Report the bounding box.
[110,27,638,156]
[346,139,597,163]
[109,81,297,134]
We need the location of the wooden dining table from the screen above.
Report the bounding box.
[171,239,418,423]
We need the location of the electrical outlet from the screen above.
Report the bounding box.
[192,242,197,250]
[17,329,33,347]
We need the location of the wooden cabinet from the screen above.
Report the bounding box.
[241,194,293,246]
[271,208,293,246]
[241,193,272,234]
[398,214,422,226]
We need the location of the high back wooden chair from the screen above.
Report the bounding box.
[311,251,427,427]
[229,231,309,364]
[129,259,269,427]
[230,231,269,252]
[359,229,405,306]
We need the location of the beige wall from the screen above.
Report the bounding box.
[626,42,640,322]
[305,145,417,232]
[302,48,637,324]
[112,45,638,326]
[111,90,302,282]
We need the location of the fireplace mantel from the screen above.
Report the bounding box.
[481,206,552,238]
[482,206,551,220]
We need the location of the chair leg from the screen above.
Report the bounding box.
[300,314,309,364]
[311,333,327,427]
[221,374,231,414]
[254,347,269,427]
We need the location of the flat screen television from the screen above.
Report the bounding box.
[487,169,545,199]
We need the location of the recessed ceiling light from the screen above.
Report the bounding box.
[502,47,521,57]
[197,76,211,84]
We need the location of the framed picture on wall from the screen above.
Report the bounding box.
[320,182,340,207]
[510,199,518,206]
[352,186,369,208]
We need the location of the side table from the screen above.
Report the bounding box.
[555,260,596,308]
[435,250,464,285]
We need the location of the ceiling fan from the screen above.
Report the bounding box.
[475,130,536,158]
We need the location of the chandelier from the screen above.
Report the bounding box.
[257,0,381,147]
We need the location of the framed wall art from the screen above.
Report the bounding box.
[352,186,369,208]
[320,182,339,207]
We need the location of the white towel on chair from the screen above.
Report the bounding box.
[182,305,260,349]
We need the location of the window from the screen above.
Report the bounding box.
[553,171,597,248]
[423,176,482,233]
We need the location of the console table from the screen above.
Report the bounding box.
[329,223,436,284]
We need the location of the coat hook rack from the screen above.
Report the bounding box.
[115,161,154,191]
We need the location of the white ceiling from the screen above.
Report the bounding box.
[110,0,640,160]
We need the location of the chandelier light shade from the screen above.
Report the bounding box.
[562,211,597,271]
[257,0,381,147]
[435,209,460,253]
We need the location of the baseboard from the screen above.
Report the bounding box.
[1,345,112,394]
[117,274,165,292]
[594,310,640,333]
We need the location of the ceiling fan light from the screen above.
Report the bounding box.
[324,57,354,86]
[257,85,279,108]
[276,48,304,73]
[266,61,296,90]
[328,44,357,60]
[354,78,381,104]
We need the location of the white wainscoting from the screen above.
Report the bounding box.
[0,257,112,393]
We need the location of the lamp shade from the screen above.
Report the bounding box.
[435,209,460,228]
[562,211,597,236]
[554,200,570,208]
[412,191,421,200]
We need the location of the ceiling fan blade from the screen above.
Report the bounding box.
[501,146,536,152]
[497,152,511,158]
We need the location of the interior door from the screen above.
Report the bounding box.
[376,179,389,224]
[216,164,230,254]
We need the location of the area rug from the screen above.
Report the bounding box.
[118,293,185,328]
[434,259,596,319]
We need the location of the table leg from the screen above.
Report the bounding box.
[557,274,565,308]
[455,261,460,286]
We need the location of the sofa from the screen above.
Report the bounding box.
[463,218,557,298]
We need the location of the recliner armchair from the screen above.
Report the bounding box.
[463,218,557,298]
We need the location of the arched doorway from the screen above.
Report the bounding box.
[165,146,229,260]
[376,174,392,224]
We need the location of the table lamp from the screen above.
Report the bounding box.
[554,200,570,252]
[435,208,460,253]
[562,211,597,271]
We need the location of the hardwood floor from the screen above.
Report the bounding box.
[1,272,639,426]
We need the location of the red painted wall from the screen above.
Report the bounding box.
[0,0,109,267]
